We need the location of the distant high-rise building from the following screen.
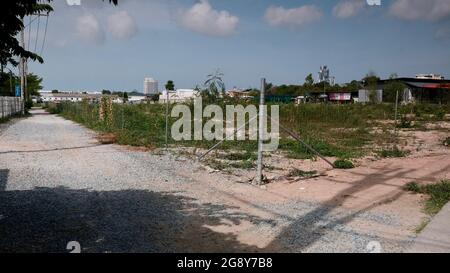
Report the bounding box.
[143,77,158,95]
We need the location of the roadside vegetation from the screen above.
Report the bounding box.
[46,101,450,166]
[287,169,318,178]
[405,180,450,215]
[376,146,410,158]
[333,159,355,169]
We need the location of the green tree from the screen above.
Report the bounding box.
[102,90,112,95]
[0,71,16,96]
[165,80,175,91]
[305,73,314,86]
[0,71,42,97]
[345,80,361,93]
[363,71,380,103]
[26,73,43,97]
[383,73,405,103]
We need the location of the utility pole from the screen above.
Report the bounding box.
[20,22,26,114]
[165,90,170,151]
[256,78,266,185]
[394,90,399,137]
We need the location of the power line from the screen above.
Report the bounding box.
[22,13,50,53]
[40,15,49,56]
[27,16,32,51]
[34,15,41,53]
[24,15,39,28]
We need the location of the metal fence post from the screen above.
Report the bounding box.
[394,90,399,137]
[257,78,266,185]
[165,90,169,151]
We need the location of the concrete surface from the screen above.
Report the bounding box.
[408,202,450,253]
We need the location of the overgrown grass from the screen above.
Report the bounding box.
[205,158,255,171]
[405,180,450,215]
[287,169,318,178]
[377,146,410,158]
[46,101,450,161]
[221,152,257,161]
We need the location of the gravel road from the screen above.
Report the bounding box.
[0,109,421,253]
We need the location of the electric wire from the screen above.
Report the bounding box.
[40,14,49,55]
[34,16,41,52]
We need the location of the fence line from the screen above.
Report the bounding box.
[0,97,24,119]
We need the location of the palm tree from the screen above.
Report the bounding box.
[204,69,225,97]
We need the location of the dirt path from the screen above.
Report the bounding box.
[0,109,448,253]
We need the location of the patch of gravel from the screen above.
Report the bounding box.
[247,200,412,253]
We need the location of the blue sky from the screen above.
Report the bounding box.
[25,0,450,92]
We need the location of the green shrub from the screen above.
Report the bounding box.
[334,159,354,169]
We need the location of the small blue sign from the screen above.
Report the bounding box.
[15,85,21,97]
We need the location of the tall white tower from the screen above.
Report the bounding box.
[144,77,158,95]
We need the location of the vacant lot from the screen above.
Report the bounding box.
[0,108,449,252]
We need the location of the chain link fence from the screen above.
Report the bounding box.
[0,97,23,120]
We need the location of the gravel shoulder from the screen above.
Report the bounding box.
[1,109,448,253]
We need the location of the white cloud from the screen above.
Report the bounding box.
[179,0,239,37]
[75,13,105,45]
[107,11,138,40]
[264,5,322,28]
[333,0,365,19]
[389,0,450,21]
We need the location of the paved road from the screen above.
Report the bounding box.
[0,109,444,253]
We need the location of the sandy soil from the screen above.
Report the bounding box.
[190,121,450,252]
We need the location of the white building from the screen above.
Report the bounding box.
[143,77,158,95]
[40,93,115,103]
[128,96,147,104]
[159,89,199,102]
